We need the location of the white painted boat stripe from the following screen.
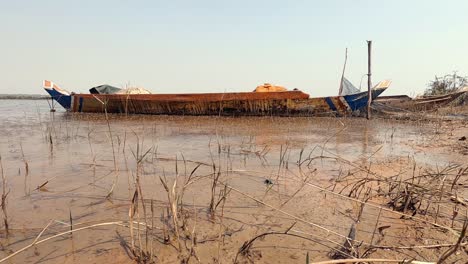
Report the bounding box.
[339,96,351,111]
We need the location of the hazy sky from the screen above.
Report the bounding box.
[1,0,467,96]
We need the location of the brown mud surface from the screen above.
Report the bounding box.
[0,100,466,263]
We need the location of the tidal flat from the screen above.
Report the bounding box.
[0,100,466,263]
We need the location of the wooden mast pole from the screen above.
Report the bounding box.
[339,48,348,95]
[366,40,372,120]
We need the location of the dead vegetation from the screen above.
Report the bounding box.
[0,156,9,237]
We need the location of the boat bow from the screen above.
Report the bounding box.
[43,80,72,110]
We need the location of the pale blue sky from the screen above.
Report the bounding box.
[1,0,467,96]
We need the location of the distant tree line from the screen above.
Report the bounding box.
[424,72,467,96]
[0,94,49,100]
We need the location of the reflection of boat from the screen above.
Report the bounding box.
[374,91,466,111]
[43,80,391,116]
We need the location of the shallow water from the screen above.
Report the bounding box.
[0,99,457,166]
[0,100,465,263]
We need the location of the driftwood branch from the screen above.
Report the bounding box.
[311,259,434,264]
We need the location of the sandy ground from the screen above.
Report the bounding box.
[0,100,466,263]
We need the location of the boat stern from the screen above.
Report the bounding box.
[371,80,392,100]
[43,80,72,110]
[342,79,391,112]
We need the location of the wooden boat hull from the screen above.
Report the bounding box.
[44,80,390,116]
[374,91,466,111]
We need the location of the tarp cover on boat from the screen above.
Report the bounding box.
[341,77,360,96]
[115,87,151,94]
[89,85,152,94]
[89,85,122,94]
[254,83,288,92]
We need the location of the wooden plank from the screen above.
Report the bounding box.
[78,91,310,102]
[367,40,372,120]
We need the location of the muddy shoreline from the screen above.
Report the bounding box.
[0,100,466,263]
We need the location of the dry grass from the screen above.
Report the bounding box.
[0,155,8,236]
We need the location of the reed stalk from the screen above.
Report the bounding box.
[0,156,8,236]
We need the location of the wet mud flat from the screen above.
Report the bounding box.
[0,100,467,263]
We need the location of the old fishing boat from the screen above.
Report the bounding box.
[373,91,466,112]
[43,80,391,116]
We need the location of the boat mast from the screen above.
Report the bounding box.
[338,48,348,96]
